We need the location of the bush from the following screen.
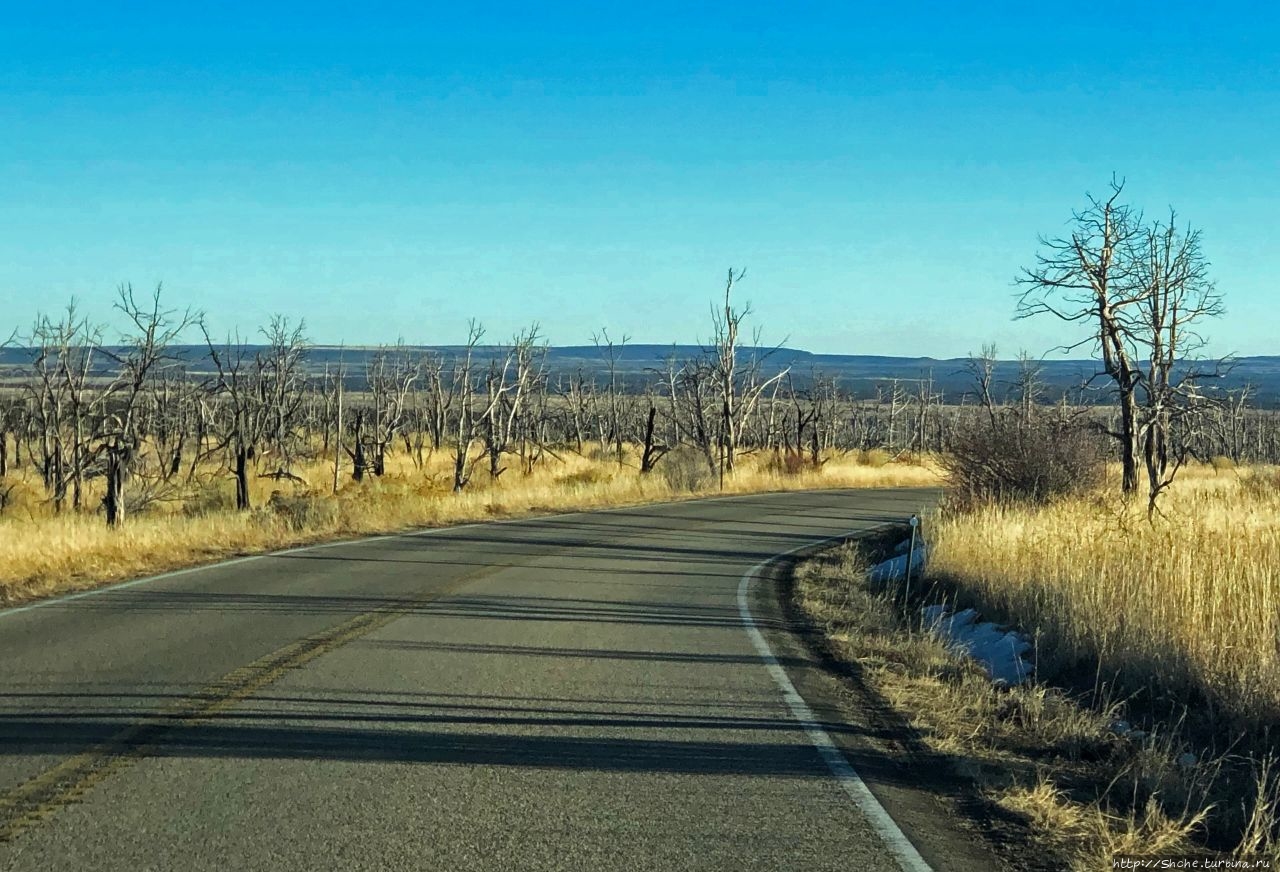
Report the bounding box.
[1210,455,1237,474]
[859,448,891,468]
[658,447,715,492]
[764,450,808,476]
[942,415,1106,509]
[183,480,236,517]
[266,491,339,532]
[1241,469,1280,500]
[557,467,610,487]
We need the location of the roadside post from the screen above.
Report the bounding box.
[903,513,920,608]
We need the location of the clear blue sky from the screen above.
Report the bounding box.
[2,2,1276,357]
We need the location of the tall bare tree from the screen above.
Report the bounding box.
[98,284,197,526]
[1019,180,1226,507]
[708,268,788,476]
[1132,211,1226,513]
[1018,178,1147,494]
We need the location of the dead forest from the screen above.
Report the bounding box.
[1,273,1277,528]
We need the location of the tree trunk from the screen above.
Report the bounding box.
[104,448,126,527]
[640,404,659,474]
[235,445,251,510]
[1119,387,1140,495]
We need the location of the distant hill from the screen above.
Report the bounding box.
[2,344,1277,404]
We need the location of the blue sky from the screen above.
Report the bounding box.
[1,2,1276,357]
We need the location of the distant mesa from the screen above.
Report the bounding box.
[1,345,1276,403]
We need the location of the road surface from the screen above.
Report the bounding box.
[0,488,1001,871]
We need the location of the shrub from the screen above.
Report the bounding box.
[658,447,715,492]
[183,480,236,517]
[1210,455,1237,473]
[859,448,891,468]
[764,450,808,476]
[557,467,610,487]
[266,491,339,532]
[942,415,1106,509]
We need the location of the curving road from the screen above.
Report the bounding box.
[0,488,1000,871]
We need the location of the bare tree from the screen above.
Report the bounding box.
[1132,211,1226,514]
[1018,178,1147,494]
[98,284,197,526]
[362,344,418,477]
[451,321,484,492]
[708,268,788,477]
[256,316,310,483]
[201,326,265,511]
[592,328,630,466]
[963,343,1000,431]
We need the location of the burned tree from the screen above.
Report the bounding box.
[1132,211,1226,513]
[361,345,418,478]
[707,268,788,476]
[592,328,629,466]
[1018,179,1147,495]
[450,321,484,492]
[256,316,310,483]
[1020,180,1227,508]
[201,327,265,511]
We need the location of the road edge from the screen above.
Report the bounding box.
[737,528,934,872]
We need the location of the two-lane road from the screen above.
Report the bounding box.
[0,488,998,871]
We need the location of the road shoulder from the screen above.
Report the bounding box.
[747,532,1047,872]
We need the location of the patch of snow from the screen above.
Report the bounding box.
[867,547,927,585]
[870,550,1035,687]
[1108,719,1132,736]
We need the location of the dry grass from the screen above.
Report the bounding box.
[0,445,939,605]
[793,534,1274,870]
[928,463,1280,730]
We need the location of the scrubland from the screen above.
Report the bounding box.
[0,444,939,605]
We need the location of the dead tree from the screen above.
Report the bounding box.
[362,345,418,477]
[675,356,717,470]
[557,368,595,454]
[256,316,310,482]
[711,269,745,473]
[592,328,629,466]
[25,303,102,511]
[1132,211,1226,514]
[201,326,265,511]
[1018,178,1147,495]
[481,326,545,482]
[963,343,1000,431]
[639,391,670,474]
[451,321,484,492]
[707,268,788,476]
[98,284,197,526]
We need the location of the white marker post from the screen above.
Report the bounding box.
[903,514,920,607]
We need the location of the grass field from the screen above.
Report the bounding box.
[0,444,940,605]
[796,468,1280,868]
[927,463,1280,732]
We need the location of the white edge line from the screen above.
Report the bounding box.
[737,528,934,872]
[0,486,910,621]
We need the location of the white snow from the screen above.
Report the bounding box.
[869,550,1035,686]
[867,546,928,585]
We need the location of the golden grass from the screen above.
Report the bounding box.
[927,463,1280,729]
[0,445,940,605]
[794,532,1272,869]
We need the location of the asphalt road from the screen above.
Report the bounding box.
[0,488,1001,871]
